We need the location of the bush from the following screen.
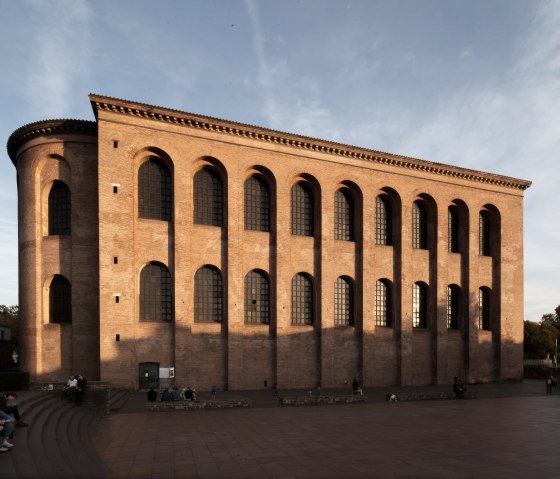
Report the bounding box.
[0,372,30,391]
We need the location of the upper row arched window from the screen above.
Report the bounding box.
[138,158,172,222]
[334,189,355,241]
[244,176,270,232]
[48,181,71,236]
[291,183,314,236]
[375,196,392,246]
[412,201,428,249]
[194,168,223,227]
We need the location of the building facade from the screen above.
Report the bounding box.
[7,94,531,390]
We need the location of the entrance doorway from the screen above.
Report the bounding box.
[139,362,159,390]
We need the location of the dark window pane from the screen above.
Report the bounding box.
[48,182,71,235]
[291,274,313,324]
[447,285,460,329]
[138,158,172,221]
[244,176,270,232]
[194,266,223,322]
[244,270,269,323]
[334,189,354,241]
[140,263,173,322]
[49,275,71,323]
[448,208,460,253]
[479,212,490,256]
[334,277,354,326]
[194,168,223,226]
[291,183,314,236]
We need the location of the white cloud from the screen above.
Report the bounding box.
[23,0,92,117]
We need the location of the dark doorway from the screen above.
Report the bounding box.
[139,362,159,390]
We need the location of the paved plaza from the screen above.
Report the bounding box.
[92,381,559,478]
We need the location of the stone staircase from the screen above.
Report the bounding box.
[0,388,132,478]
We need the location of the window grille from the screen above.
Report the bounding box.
[194,168,223,226]
[447,285,460,329]
[375,196,392,245]
[194,266,223,322]
[291,274,313,325]
[413,282,427,328]
[479,212,490,256]
[140,263,173,322]
[412,201,427,249]
[48,182,71,235]
[291,183,314,236]
[334,277,354,326]
[334,189,354,241]
[448,208,460,253]
[244,176,270,232]
[138,158,172,221]
[375,280,392,327]
[244,270,270,323]
[478,288,491,330]
[49,275,71,323]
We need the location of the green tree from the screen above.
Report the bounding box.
[0,305,19,341]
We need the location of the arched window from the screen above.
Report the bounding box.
[412,282,427,328]
[375,279,392,327]
[375,196,392,246]
[244,270,270,323]
[49,275,71,323]
[291,183,314,236]
[334,276,354,326]
[138,158,172,221]
[448,207,460,253]
[140,263,173,322]
[194,168,223,227]
[48,181,71,235]
[412,201,427,249]
[479,288,491,330]
[244,176,270,232]
[479,211,490,256]
[291,274,313,325]
[447,285,461,329]
[194,266,223,322]
[334,189,354,241]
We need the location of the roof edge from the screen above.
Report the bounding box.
[89,93,531,191]
[7,119,97,164]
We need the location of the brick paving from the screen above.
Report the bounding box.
[90,380,558,478]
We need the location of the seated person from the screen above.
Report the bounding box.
[170,387,181,401]
[161,388,172,402]
[184,387,193,401]
[147,388,158,402]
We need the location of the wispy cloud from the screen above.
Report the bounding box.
[23,0,92,117]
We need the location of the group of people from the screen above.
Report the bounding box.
[352,378,363,396]
[1,392,28,453]
[62,374,88,406]
[148,385,199,402]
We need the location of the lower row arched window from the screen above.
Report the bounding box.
[412,282,427,328]
[375,279,392,327]
[335,276,354,326]
[194,266,223,322]
[49,275,72,323]
[245,270,270,323]
[292,273,313,325]
[447,285,461,329]
[478,287,491,330]
[140,262,173,322]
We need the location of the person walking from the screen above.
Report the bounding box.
[211,385,217,399]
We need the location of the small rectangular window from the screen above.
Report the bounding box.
[116,334,120,341]
[113,256,118,264]
[113,140,119,148]
[115,296,120,304]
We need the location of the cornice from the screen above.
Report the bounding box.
[7,119,97,164]
[89,94,531,191]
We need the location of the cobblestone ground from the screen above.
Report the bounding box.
[94,392,560,478]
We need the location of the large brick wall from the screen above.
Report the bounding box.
[7,95,529,390]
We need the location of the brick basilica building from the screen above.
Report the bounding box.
[7,94,531,391]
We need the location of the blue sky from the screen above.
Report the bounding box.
[1,0,558,321]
